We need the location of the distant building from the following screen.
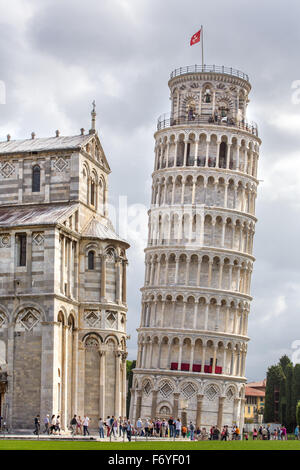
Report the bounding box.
[0,106,129,430]
[245,379,266,421]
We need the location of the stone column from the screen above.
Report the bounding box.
[77,342,85,418]
[129,388,135,420]
[212,347,217,373]
[151,390,158,418]
[101,254,106,301]
[115,352,121,416]
[122,357,127,417]
[135,389,142,421]
[173,392,180,418]
[196,394,204,428]
[71,328,79,417]
[61,324,69,430]
[217,396,225,429]
[26,231,32,291]
[115,258,121,304]
[189,341,195,371]
[122,260,127,304]
[40,322,55,427]
[99,351,106,418]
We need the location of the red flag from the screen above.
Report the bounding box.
[190,29,201,46]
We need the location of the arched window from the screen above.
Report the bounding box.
[90,180,95,206]
[32,165,40,192]
[88,251,95,270]
[204,89,211,103]
[219,142,227,168]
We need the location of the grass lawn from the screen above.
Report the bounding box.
[0,439,299,450]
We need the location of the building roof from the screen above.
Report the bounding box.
[82,217,129,247]
[0,134,93,155]
[245,386,265,397]
[0,204,77,228]
[247,379,266,389]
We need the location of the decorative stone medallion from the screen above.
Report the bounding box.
[84,310,100,327]
[181,382,197,399]
[18,309,40,331]
[0,162,15,178]
[53,157,68,172]
[0,234,10,248]
[205,384,219,401]
[32,232,44,246]
[159,380,174,398]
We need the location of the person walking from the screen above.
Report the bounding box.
[136,417,143,436]
[99,418,105,439]
[168,417,174,438]
[43,415,50,434]
[76,416,83,435]
[175,418,181,438]
[295,425,299,440]
[109,416,115,437]
[70,415,77,436]
[56,415,61,435]
[83,415,90,436]
[33,414,40,435]
[113,417,118,439]
[50,414,56,434]
[127,420,133,441]
[189,421,195,441]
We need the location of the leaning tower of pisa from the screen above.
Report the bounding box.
[130,65,260,429]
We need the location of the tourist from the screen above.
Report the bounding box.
[118,417,123,437]
[175,418,181,438]
[182,424,187,438]
[294,425,299,440]
[98,417,104,438]
[126,420,133,441]
[189,421,195,440]
[83,415,90,436]
[168,417,174,437]
[235,426,240,440]
[221,426,228,441]
[109,416,115,437]
[281,425,287,441]
[43,414,50,434]
[70,415,77,436]
[122,418,128,437]
[144,418,150,437]
[113,417,118,438]
[76,416,82,435]
[106,416,111,437]
[136,417,143,436]
[253,428,258,440]
[161,419,167,437]
[213,426,220,440]
[50,414,56,434]
[56,415,61,435]
[33,414,40,435]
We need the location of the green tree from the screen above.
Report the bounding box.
[296,401,300,426]
[264,364,284,423]
[126,360,136,417]
[285,363,295,430]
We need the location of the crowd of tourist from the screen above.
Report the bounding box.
[29,415,295,441]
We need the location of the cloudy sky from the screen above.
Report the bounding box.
[1,0,300,380]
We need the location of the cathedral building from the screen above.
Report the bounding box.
[130,65,261,429]
[0,106,129,430]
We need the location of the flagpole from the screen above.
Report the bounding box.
[201,25,204,69]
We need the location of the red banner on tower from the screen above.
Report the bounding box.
[190,29,201,46]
